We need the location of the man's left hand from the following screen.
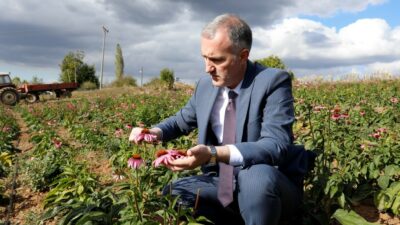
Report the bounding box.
[166,144,211,171]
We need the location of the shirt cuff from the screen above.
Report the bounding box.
[227,144,244,166]
[152,127,163,140]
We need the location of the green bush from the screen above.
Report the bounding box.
[79,81,98,90]
[23,148,68,191]
[110,76,137,87]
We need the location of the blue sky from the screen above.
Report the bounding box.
[0,0,399,84]
[301,0,399,29]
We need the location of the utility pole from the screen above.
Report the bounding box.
[100,26,109,89]
[74,61,77,83]
[140,67,143,87]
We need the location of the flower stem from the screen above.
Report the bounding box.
[132,191,143,222]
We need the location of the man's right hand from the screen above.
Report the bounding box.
[128,127,162,144]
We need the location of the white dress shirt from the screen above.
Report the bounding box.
[210,84,244,166]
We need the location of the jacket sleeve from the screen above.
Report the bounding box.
[235,70,294,168]
[155,80,200,141]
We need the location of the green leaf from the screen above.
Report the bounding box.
[374,192,391,211]
[77,185,84,195]
[338,193,346,208]
[392,194,400,215]
[384,165,400,176]
[332,209,379,225]
[377,175,390,189]
[75,211,107,225]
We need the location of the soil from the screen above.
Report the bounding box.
[1,109,48,224]
[354,204,400,225]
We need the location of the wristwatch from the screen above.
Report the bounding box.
[208,145,217,166]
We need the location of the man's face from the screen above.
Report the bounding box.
[201,29,248,89]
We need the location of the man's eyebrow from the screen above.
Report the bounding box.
[202,55,224,60]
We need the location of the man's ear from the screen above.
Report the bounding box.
[240,49,250,62]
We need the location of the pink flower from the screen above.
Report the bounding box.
[132,128,158,143]
[66,102,75,110]
[125,124,133,130]
[128,154,144,169]
[331,113,341,121]
[331,107,341,114]
[369,132,381,139]
[360,111,366,116]
[53,139,62,149]
[153,149,187,167]
[377,127,387,133]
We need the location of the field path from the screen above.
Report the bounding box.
[4,109,48,224]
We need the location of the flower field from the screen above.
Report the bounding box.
[0,79,399,225]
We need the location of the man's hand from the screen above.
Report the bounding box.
[128,127,162,144]
[166,144,211,171]
[166,144,231,171]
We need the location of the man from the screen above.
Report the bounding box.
[130,14,309,225]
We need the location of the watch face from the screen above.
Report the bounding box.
[208,146,217,165]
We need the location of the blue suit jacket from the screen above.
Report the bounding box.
[157,61,311,187]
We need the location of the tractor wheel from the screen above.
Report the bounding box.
[25,93,39,103]
[0,87,19,105]
[62,90,72,98]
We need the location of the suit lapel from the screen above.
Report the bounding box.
[236,61,257,142]
[198,84,220,144]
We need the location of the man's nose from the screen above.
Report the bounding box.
[205,60,215,73]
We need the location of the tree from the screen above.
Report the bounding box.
[115,43,124,80]
[255,55,295,80]
[11,76,22,86]
[77,64,99,87]
[59,51,99,87]
[255,55,286,69]
[31,76,43,84]
[160,68,174,89]
[110,75,137,87]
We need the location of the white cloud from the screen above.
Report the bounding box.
[0,0,398,82]
[367,60,400,76]
[251,17,400,77]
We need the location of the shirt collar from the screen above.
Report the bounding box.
[224,80,242,96]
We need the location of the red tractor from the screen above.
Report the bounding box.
[0,73,19,105]
[0,72,79,105]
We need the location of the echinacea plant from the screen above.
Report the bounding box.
[132,128,158,143]
[52,139,62,149]
[127,154,145,169]
[153,149,187,167]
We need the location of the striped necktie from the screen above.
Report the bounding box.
[218,90,237,207]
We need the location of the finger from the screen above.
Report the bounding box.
[168,165,186,171]
[164,161,186,171]
[185,149,193,156]
[168,157,191,167]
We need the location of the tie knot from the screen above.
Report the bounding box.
[228,91,237,100]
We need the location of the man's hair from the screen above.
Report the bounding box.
[202,14,252,52]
